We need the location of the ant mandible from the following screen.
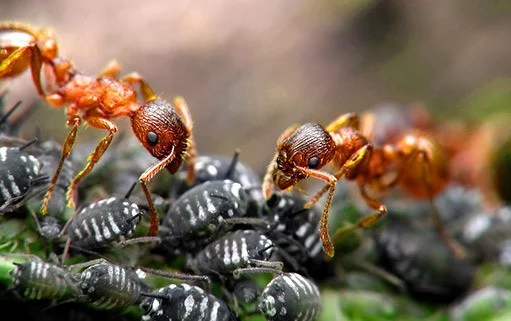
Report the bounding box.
[0,22,197,236]
[263,112,464,258]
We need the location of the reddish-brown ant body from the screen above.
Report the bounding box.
[263,112,463,258]
[0,22,196,236]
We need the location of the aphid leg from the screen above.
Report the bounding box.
[139,145,176,236]
[65,117,118,209]
[233,267,283,279]
[139,266,211,289]
[0,45,44,96]
[41,115,81,215]
[247,259,284,271]
[97,59,121,78]
[173,97,197,185]
[325,112,360,131]
[354,258,406,292]
[262,124,300,199]
[114,236,161,248]
[417,150,466,259]
[121,72,157,102]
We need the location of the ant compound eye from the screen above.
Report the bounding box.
[146,131,158,146]
[308,156,320,169]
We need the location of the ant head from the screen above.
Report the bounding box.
[131,99,190,172]
[273,123,335,190]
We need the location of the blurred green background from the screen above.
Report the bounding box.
[1,0,511,175]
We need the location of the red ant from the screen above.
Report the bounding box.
[263,112,465,258]
[0,22,196,236]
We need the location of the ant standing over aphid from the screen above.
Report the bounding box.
[263,112,465,258]
[0,22,197,236]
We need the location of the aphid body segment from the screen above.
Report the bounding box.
[78,262,143,309]
[189,229,276,277]
[0,146,46,213]
[259,272,322,321]
[10,260,80,301]
[141,283,238,321]
[161,180,248,254]
[66,196,142,249]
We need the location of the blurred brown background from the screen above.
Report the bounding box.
[1,0,511,175]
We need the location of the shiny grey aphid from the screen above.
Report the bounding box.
[78,262,143,309]
[259,272,322,321]
[161,179,249,254]
[375,220,475,302]
[189,229,281,278]
[10,258,80,301]
[65,183,143,249]
[170,151,264,214]
[141,283,238,321]
[265,192,323,265]
[0,146,47,214]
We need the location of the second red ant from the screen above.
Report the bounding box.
[263,112,465,258]
[0,22,197,236]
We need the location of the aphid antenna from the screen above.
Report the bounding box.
[124,181,138,199]
[18,137,39,151]
[0,100,22,127]
[224,148,241,179]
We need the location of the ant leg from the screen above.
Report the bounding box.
[305,144,371,207]
[417,151,466,259]
[333,185,387,241]
[139,145,177,236]
[262,124,300,199]
[172,97,197,185]
[97,59,121,78]
[325,112,360,132]
[41,116,81,215]
[0,45,45,96]
[65,117,118,209]
[121,72,157,102]
[295,166,338,257]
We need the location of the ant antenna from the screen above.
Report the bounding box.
[224,148,241,179]
[0,101,22,127]
[124,181,138,199]
[18,138,39,151]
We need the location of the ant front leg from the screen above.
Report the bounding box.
[41,115,81,215]
[65,117,118,209]
[0,45,44,96]
[295,166,337,257]
[173,97,197,185]
[139,145,177,236]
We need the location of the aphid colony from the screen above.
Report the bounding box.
[1,21,511,321]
